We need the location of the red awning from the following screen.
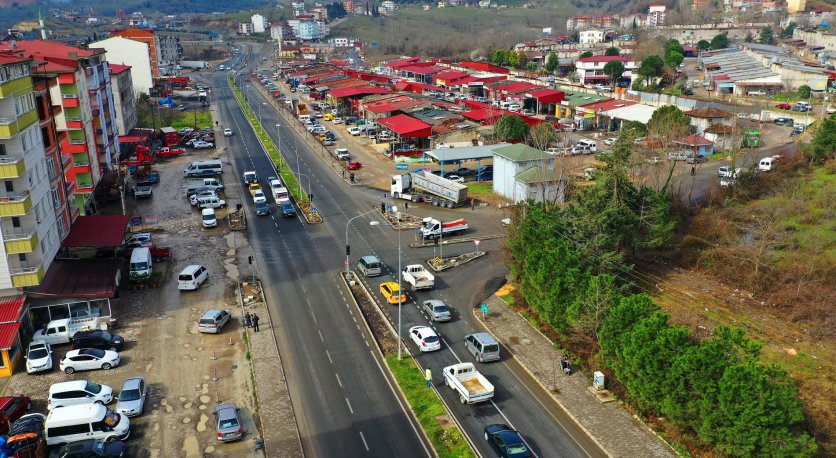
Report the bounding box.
[63,215,130,248]
[0,296,24,323]
[0,322,21,350]
[377,114,433,138]
[28,260,123,299]
[118,136,144,143]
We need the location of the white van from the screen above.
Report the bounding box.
[576,139,597,152]
[758,157,776,172]
[183,160,224,177]
[202,208,218,228]
[299,114,311,123]
[178,265,209,290]
[45,403,130,446]
[48,380,114,410]
[129,247,152,280]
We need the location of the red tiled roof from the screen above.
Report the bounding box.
[675,134,713,146]
[0,322,21,350]
[329,86,393,98]
[109,63,131,74]
[63,215,129,248]
[377,114,433,138]
[399,65,443,75]
[0,296,24,323]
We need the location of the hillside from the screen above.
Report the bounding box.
[331,6,570,60]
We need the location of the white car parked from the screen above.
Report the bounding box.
[347,127,362,136]
[445,175,465,184]
[603,138,617,146]
[26,340,53,374]
[60,349,120,374]
[409,326,441,352]
[192,141,214,149]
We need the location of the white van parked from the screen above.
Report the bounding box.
[576,139,597,152]
[758,156,777,172]
[44,403,130,446]
[178,265,209,290]
[202,208,218,228]
[183,160,223,177]
[129,247,152,280]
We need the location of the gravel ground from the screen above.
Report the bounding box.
[5,148,260,457]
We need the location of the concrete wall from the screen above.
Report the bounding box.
[650,23,767,43]
[793,29,836,52]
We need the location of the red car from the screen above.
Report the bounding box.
[0,395,32,434]
[346,161,362,170]
[775,103,792,110]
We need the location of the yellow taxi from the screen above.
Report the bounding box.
[379,282,406,305]
[248,183,262,196]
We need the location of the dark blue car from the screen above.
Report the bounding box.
[147,171,160,184]
[484,424,533,458]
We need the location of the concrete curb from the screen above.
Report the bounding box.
[238,281,305,458]
[340,272,481,458]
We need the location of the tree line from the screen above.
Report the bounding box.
[506,130,818,456]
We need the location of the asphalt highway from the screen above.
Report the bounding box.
[212,43,608,458]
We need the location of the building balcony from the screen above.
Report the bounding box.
[0,76,33,98]
[66,118,84,129]
[11,263,45,288]
[62,94,81,108]
[0,193,32,217]
[3,229,39,254]
[0,110,39,139]
[61,154,72,170]
[61,138,88,154]
[0,157,26,179]
[57,73,76,85]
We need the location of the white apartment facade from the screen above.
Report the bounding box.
[89,36,154,96]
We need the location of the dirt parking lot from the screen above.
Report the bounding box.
[4,146,259,457]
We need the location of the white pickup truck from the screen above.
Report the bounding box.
[442,362,495,404]
[32,316,100,345]
[401,264,435,291]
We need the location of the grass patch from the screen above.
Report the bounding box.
[170,111,213,130]
[386,354,475,458]
[466,181,495,198]
[228,78,307,204]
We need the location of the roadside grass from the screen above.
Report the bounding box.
[170,111,213,130]
[228,78,307,204]
[386,354,475,458]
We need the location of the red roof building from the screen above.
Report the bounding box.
[376,114,433,138]
[433,71,470,87]
[457,61,510,74]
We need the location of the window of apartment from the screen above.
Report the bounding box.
[11,64,29,78]
[57,216,67,240]
[51,188,61,210]
[18,253,26,263]
[4,181,13,193]
[0,66,9,84]
[21,131,29,151]
[0,144,5,156]
[40,239,46,255]
[34,202,44,224]
[46,158,57,182]
[11,217,20,228]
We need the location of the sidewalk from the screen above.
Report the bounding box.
[477,294,675,458]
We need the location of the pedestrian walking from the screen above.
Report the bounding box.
[252,314,260,332]
[691,166,696,176]
[471,199,475,211]
[244,312,252,328]
[404,201,409,211]
[425,368,432,388]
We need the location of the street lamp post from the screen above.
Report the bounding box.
[297,172,312,205]
[276,123,300,182]
[345,210,380,276]
[397,206,403,360]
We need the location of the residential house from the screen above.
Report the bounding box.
[491,144,557,203]
[579,29,605,44]
[674,134,714,156]
[574,55,637,85]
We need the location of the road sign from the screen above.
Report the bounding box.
[344,258,349,266]
[434,256,441,264]
[395,163,409,171]
[311,207,317,213]
[480,303,489,314]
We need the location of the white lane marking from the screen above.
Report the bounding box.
[326,349,333,364]
[359,431,370,451]
[335,373,343,388]
[345,397,354,414]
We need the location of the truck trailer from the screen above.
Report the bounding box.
[391,171,468,208]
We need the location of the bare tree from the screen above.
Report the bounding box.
[528,122,556,151]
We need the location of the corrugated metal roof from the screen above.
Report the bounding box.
[425,144,510,163]
[0,296,24,323]
[0,322,21,350]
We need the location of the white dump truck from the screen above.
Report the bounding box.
[401,264,435,291]
[391,171,468,208]
[442,362,495,404]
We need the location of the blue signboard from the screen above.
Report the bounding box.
[395,163,409,171]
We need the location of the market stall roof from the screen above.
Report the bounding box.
[27,259,124,299]
[0,296,24,323]
[328,86,393,98]
[599,104,659,125]
[62,215,129,248]
[376,114,433,138]
[424,143,511,163]
[524,88,565,104]
[0,322,21,351]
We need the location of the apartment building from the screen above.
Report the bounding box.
[108,64,136,136]
[156,35,181,77]
[648,5,666,26]
[575,55,638,84]
[4,40,121,215]
[89,36,154,95]
[0,55,66,292]
[110,27,160,78]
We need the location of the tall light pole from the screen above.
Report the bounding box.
[345,210,379,276]
[397,206,403,360]
[276,123,299,181]
[297,172,312,205]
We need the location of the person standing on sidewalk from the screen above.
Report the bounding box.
[244,312,252,328]
[471,199,475,211]
[252,314,260,332]
[425,368,432,388]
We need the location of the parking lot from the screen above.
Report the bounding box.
[4,143,258,457]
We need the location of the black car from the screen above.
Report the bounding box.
[450,167,474,176]
[55,439,126,458]
[147,171,160,184]
[773,117,794,127]
[70,330,124,352]
[280,201,297,218]
[484,424,533,458]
